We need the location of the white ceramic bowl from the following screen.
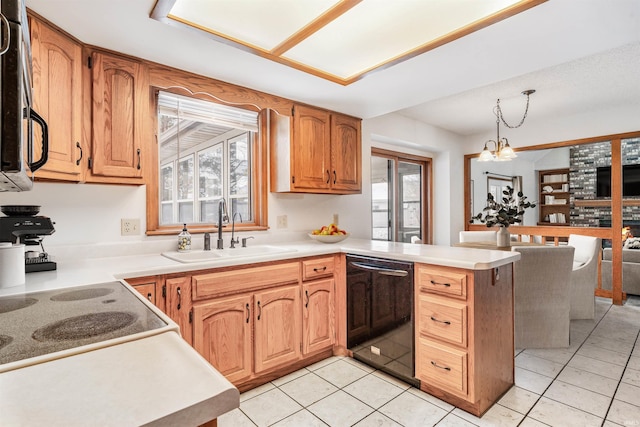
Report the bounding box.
[308,233,349,243]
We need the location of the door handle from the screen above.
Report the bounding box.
[430,316,451,325]
[305,290,309,308]
[176,287,181,310]
[257,300,261,320]
[76,142,83,166]
[246,303,250,323]
[326,170,330,184]
[333,170,337,184]
[349,261,409,277]
[136,148,141,170]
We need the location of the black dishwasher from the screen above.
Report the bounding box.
[346,254,418,387]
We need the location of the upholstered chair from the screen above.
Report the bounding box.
[458,230,497,243]
[512,246,575,349]
[567,234,602,320]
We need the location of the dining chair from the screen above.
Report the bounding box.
[567,234,601,320]
[512,246,575,348]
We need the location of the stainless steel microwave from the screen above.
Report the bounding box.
[0,0,48,192]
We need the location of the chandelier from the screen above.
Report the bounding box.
[478,89,535,162]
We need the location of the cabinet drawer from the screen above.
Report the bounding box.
[193,262,300,300]
[417,266,467,299]
[417,338,467,396]
[302,257,335,281]
[418,295,467,347]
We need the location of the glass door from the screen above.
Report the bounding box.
[371,149,431,243]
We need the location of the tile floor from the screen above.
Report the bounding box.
[219,297,640,426]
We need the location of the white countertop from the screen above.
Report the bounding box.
[1,238,520,297]
[0,238,518,426]
[0,332,239,427]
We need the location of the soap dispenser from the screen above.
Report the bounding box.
[178,224,191,252]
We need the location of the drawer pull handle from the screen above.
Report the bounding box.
[176,287,182,310]
[246,303,250,323]
[430,280,451,287]
[313,266,327,272]
[257,300,262,320]
[305,290,310,308]
[430,316,451,325]
[431,361,451,371]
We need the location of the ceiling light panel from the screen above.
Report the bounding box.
[168,0,338,51]
[282,0,523,79]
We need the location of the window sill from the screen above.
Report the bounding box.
[146,225,269,236]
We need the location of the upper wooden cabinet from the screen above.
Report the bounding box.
[29,16,83,181]
[271,105,361,194]
[89,51,148,180]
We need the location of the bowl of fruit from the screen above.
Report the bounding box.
[309,223,349,243]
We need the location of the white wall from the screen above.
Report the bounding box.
[0,111,464,251]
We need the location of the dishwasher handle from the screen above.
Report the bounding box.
[349,261,409,277]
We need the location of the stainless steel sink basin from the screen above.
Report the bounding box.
[161,245,297,263]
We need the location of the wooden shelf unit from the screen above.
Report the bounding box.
[538,168,570,226]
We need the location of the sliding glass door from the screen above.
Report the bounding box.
[371,149,431,243]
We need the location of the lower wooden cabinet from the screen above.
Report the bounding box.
[127,256,337,389]
[165,275,193,346]
[302,278,335,355]
[414,263,514,417]
[193,294,253,384]
[253,285,302,373]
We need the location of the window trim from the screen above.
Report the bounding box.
[146,87,268,235]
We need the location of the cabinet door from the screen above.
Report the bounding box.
[193,294,253,384]
[292,105,331,191]
[331,113,361,192]
[165,276,193,345]
[254,285,302,373]
[30,17,83,180]
[132,282,156,305]
[302,279,335,355]
[90,51,147,179]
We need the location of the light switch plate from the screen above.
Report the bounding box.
[277,215,288,229]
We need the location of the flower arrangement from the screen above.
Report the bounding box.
[470,186,536,228]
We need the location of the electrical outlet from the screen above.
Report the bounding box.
[277,215,288,229]
[333,213,339,225]
[121,218,140,236]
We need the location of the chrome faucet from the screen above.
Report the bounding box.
[230,212,242,248]
[216,198,229,249]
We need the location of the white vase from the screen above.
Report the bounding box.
[497,227,511,247]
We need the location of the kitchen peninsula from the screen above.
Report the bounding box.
[0,238,519,423]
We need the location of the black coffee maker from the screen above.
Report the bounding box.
[0,205,56,272]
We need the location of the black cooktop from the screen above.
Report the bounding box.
[0,282,167,368]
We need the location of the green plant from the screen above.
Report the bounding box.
[470,186,536,228]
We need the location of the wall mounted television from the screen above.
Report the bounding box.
[596,164,640,197]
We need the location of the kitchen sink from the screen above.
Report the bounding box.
[161,245,298,263]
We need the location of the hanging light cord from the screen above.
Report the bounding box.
[495,89,535,129]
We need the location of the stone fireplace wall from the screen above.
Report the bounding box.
[569,137,640,227]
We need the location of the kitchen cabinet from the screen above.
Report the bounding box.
[414,263,513,417]
[192,261,302,387]
[270,105,361,194]
[29,15,83,181]
[88,50,148,181]
[191,273,304,384]
[126,276,166,312]
[253,285,302,373]
[301,257,335,355]
[192,294,253,384]
[165,275,193,345]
